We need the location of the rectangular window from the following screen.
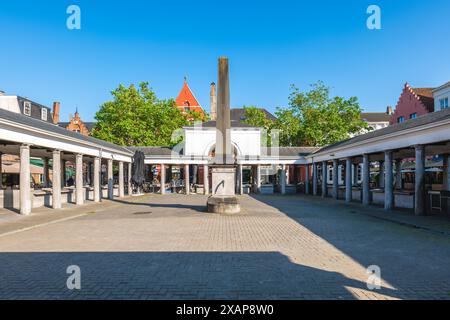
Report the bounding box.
[23,101,31,116]
[397,116,405,123]
[440,97,449,109]
[410,113,417,119]
[41,107,48,121]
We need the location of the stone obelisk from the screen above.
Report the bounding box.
[206,57,241,214]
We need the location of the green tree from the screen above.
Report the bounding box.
[92,82,189,146]
[242,106,275,146]
[275,81,369,147]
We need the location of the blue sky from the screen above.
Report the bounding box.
[0,0,449,121]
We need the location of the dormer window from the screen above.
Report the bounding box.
[23,101,31,116]
[41,107,48,121]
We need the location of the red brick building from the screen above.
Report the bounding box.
[58,109,95,136]
[390,83,435,125]
[175,78,206,120]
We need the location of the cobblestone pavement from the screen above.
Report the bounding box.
[1,194,450,300]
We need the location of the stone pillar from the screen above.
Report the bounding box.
[362,154,371,205]
[321,161,328,198]
[414,145,426,215]
[379,161,385,188]
[256,164,261,193]
[160,164,166,195]
[280,164,286,195]
[395,160,403,190]
[312,162,318,196]
[345,157,352,202]
[238,164,243,195]
[107,159,113,200]
[332,159,339,199]
[305,164,310,195]
[118,161,124,198]
[61,159,66,188]
[94,157,101,202]
[20,145,31,215]
[184,164,190,195]
[444,155,450,191]
[384,150,394,210]
[52,150,61,209]
[75,154,84,205]
[128,162,132,195]
[42,157,49,188]
[0,152,3,189]
[204,164,209,195]
[285,165,290,185]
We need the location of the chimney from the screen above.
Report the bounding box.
[386,105,393,115]
[52,101,60,124]
[210,82,217,120]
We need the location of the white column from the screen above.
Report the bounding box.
[52,150,61,209]
[75,154,84,205]
[238,164,243,195]
[305,164,310,194]
[204,164,209,195]
[107,159,113,200]
[345,157,352,202]
[281,164,286,195]
[61,159,66,188]
[42,157,49,188]
[118,161,124,198]
[184,164,190,195]
[94,157,101,202]
[384,150,394,210]
[128,162,132,195]
[256,164,261,193]
[414,145,425,215]
[362,154,371,205]
[321,161,328,198]
[312,162,318,196]
[20,145,31,215]
[0,152,3,189]
[332,159,339,199]
[160,164,166,194]
[444,155,450,191]
[395,160,403,190]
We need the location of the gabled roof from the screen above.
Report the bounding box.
[185,120,257,129]
[230,108,277,122]
[314,107,450,155]
[175,80,201,107]
[0,108,132,154]
[409,85,435,112]
[360,112,390,122]
[59,122,96,131]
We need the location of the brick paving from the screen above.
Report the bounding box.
[0,194,450,300]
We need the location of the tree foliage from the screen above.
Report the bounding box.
[91,82,189,146]
[242,106,276,146]
[275,81,369,147]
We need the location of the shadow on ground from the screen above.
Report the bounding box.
[249,194,450,300]
[0,251,397,300]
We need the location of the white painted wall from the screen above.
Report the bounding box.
[433,85,450,111]
[184,127,261,157]
[0,96,20,113]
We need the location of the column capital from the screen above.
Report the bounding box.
[414,144,425,151]
[52,149,61,154]
[20,144,31,149]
